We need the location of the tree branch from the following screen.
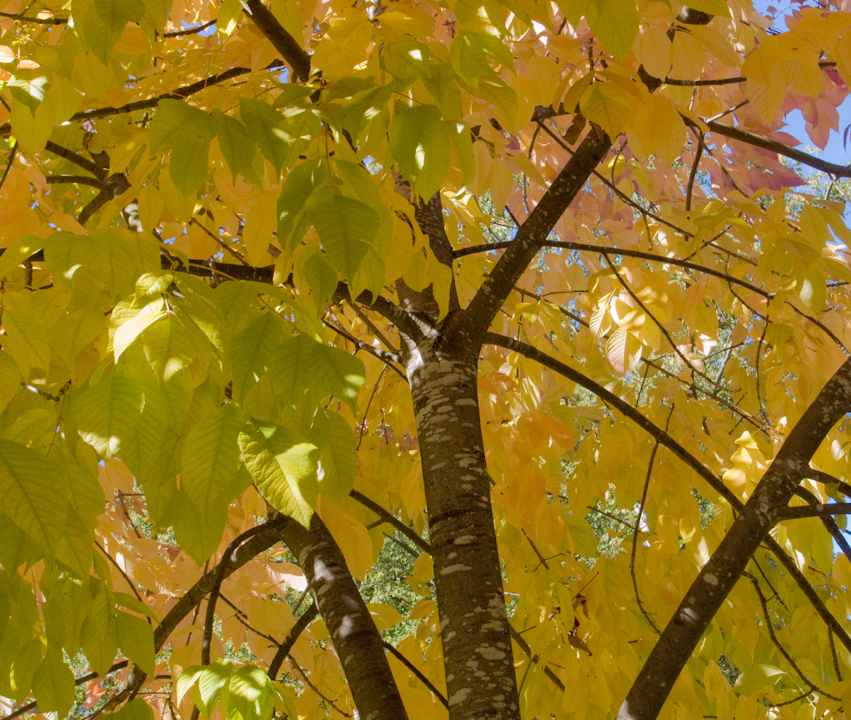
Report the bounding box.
[240,0,311,81]
[267,603,318,680]
[382,642,448,708]
[44,141,104,177]
[619,357,851,720]
[484,333,851,660]
[164,19,217,37]
[459,130,611,344]
[780,502,851,520]
[350,489,431,554]
[45,174,107,190]
[0,65,284,137]
[279,513,409,720]
[706,119,851,178]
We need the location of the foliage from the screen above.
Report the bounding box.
[0,0,851,719]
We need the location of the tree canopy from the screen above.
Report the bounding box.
[1,0,851,718]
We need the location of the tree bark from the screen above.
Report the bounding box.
[279,514,409,720]
[405,336,520,720]
[618,358,851,720]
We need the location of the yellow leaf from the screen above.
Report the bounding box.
[579,81,634,139]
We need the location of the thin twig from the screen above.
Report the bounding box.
[0,141,17,194]
[268,603,319,680]
[383,642,448,708]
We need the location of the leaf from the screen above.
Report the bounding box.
[305,188,379,284]
[239,98,289,173]
[212,110,259,183]
[239,422,319,527]
[311,341,366,413]
[180,403,247,514]
[605,329,642,375]
[276,158,327,252]
[579,81,634,139]
[0,234,42,280]
[308,409,357,503]
[389,104,451,199]
[73,375,146,458]
[149,100,215,194]
[228,312,284,402]
[93,0,144,31]
[109,699,155,720]
[32,647,75,718]
[586,0,639,60]
[116,611,156,676]
[196,661,233,716]
[0,439,68,552]
[81,587,119,675]
[223,664,275,720]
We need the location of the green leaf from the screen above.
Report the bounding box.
[93,0,144,31]
[136,315,199,383]
[116,611,156,676]
[181,403,247,515]
[0,351,22,415]
[239,422,319,526]
[312,342,366,413]
[109,698,155,720]
[276,159,326,252]
[10,638,42,703]
[149,100,216,155]
[228,312,284,402]
[0,439,68,552]
[308,409,357,503]
[73,375,146,458]
[586,0,639,60]
[298,244,339,316]
[267,335,317,408]
[196,661,233,716]
[380,40,431,79]
[91,228,161,301]
[239,98,289,172]
[80,587,118,675]
[74,0,124,65]
[149,100,215,195]
[32,647,75,718]
[212,110,259,183]
[223,664,274,720]
[114,593,158,623]
[305,188,379,284]
[389,104,450,199]
[579,81,633,139]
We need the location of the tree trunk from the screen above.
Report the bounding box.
[406,336,520,720]
[280,515,409,720]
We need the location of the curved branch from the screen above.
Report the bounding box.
[164,19,217,37]
[44,141,104,177]
[484,334,851,662]
[350,489,432,554]
[0,64,284,137]
[0,10,66,22]
[45,174,107,190]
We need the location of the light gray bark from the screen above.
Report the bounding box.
[280,515,410,720]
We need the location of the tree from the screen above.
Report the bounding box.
[1,0,851,717]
